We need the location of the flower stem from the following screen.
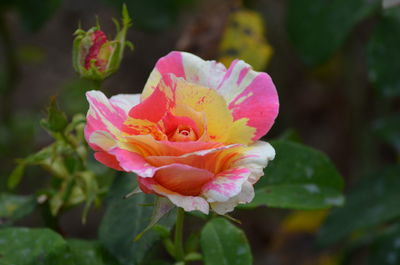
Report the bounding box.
[174,207,185,262]
[90,79,103,91]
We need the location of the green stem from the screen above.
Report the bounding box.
[40,202,64,236]
[90,79,103,91]
[174,207,185,263]
[59,132,86,168]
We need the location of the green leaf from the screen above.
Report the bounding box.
[0,228,118,265]
[368,6,400,98]
[287,0,380,66]
[99,174,176,265]
[135,197,175,241]
[24,145,54,164]
[0,193,37,226]
[0,227,68,265]
[369,224,400,265]
[64,239,119,265]
[200,218,252,265]
[245,140,344,210]
[41,97,68,133]
[373,114,400,152]
[7,162,26,189]
[317,166,400,247]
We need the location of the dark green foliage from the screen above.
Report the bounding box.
[0,227,119,265]
[0,227,68,265]
[0,193,37,226]
[287,0,380,66]
[368,6,400,98]
[99,174,176,265]
[374,114,400,152]
[245,140,344,210]
[64,239,120,265]
[200,218,252,265]
[318,166,400,247]
[41,97,68,133]
[369,224,400,265]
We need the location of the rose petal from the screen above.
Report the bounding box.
[142,51,226,100]
[85,91,141,169]
[143,52,279,143]
[94,152,123,171]
[139,177,209,214]
[210,181,255,214]
[232,141,275,184]
[120,134,223,157]
[218,60,279,141]
[128,86,172,123]
[166,74,234,143]
[85,90,128,140]
[154,164,214,196]
[109,94,141,114]
[108,147,157,177]
[201,167,251,202]
[88,130,116,151]
[145,144,239,167]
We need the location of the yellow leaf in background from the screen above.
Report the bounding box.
[218,9,273,71]
[281,210,328,234]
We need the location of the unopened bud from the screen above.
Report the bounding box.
[72,5,133,81]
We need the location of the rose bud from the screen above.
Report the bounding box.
[72,5,132,81]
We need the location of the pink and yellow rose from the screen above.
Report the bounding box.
[85,51,279,214]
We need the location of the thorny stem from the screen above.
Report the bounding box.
[174,207,185,263]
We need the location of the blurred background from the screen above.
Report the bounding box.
[0,0,399,264]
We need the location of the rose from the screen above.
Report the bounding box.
[85,51,279,214]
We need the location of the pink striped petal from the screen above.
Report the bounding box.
[109,94,141,114]
[218,60,279,141]
[142,51,226,100]
[85,91,141,171]
[85,91,130,144]
[142,52,279,142]
[210,181,255,214]
[232,141,275,184]
[88,130,116,151]
[201,167,252,202]
[108,147,157,178]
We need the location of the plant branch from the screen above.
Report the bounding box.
[174,207,185,263]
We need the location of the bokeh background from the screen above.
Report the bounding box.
[1,0,399,264]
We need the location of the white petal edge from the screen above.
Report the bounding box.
[109,93,141,115]
[210,181,255,215]
[162,193,209,214]
[232,141,275,184]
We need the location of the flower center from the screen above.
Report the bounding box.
[169,125,197,142]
